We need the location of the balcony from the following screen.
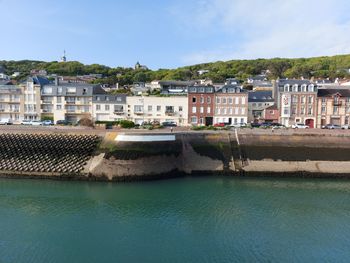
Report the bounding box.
[333,101,342,106]
[114,110,124,115]
[134,111,144,115]
[165,110,175,116]
[66,101,76,105]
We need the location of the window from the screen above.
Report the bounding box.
[223,108,227,114]
[96,105,101,111]
[179,106,183,112]
[235,108,238,114]
[56,105,62,110]
[235,97,239,104]
[222,98,227,104]
[321,106,326,113]
[292,106,297,115]
[134,105,143,112]
[346,106,350,113]
[307,106,312,115]
[192,97,197,103]
[200,107,204,113]
[57,97,62,103]
[67,87,76,94]
[207,107,211,114]
[199,118,204,124]
[292,95,298,104]
[116,97,122,102]
[241,108,245,115]
[148,105,152,111]
[191,117,197,123]
[200,97,204,104]
[192,107,197,113]
[333,106,338,115]
[345,116,349,125]
[308,96,313,104]
[241,97,246,104]
[216,97,221,104]
[43,87,53,94]
[240,118,244,123]
[228,98,233,104]
[207,97,211,104]
[322,98,326,103]
[300,106,305,115]
[301,96,305,104]
[105,105,110,111]
[157,105,161,111]
[284,108,289,115]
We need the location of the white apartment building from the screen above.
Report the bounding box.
[126,96,188,126]
[92,94,127,122]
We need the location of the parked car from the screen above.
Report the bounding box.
[56,120,70,125]
[0,118,13,125]
[230,122,247,128]
[30,120,43,126]
[324,124,342,129]
[250,122,261,128]
[214,122,226,127]
[260,122,273,128]
[271,123,285,129]
[42,120,54,126]
[21,120,31,125]
[162,121,177,127]
[292,123,309,129]
[341,124,349,129]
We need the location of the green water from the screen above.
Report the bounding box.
[0,177,350,263]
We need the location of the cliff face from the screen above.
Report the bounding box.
[1,131,350,180]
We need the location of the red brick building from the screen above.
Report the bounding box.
[263,105,279,122]
[188,86,215,126]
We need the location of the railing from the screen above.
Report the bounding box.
[333,101,342,106]
[134,111,144,115]
[114,110,124,115]
[165,110,175,116]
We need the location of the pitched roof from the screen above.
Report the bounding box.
[317,89,350,97]
[248,91,274,102]
[278,79,312,86]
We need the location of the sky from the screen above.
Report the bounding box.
[1,0,350,69]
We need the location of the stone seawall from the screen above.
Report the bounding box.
[1,131,350,181]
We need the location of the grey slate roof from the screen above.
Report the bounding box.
[278,79,312,86]
[248,91,274,102]
[216,84,247,93]
[93,94,127,104]
[42,83,106,96]
[317,89,350,97]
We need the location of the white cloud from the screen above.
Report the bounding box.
[173,0,350,64]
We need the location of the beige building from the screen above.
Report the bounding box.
[0,84,23,123]
[317,89,350,128]
[214,85,249,125]
[126,96,188,125]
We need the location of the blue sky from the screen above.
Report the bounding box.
[1,0,350,69]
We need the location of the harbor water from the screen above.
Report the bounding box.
[0,177,349,262]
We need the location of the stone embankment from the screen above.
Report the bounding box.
[1,130,350,180]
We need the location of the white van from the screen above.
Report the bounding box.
[0,118,13,125]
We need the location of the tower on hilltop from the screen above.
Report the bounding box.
[61,50,67,62]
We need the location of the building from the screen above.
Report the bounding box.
[40,80,106,123]
[20,76,50,121]
[214,85,248,125]
[126,96,188,126]
[0,84,23,123]
[317,89,350,128]
[188,86,215,126]
[262,105,279,123]
[92,94,127,122]
[159,80,195,95]
[278,80,318,128]
[248,91,274,123]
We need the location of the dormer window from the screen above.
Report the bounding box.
[301,84,307,92]
[284,84,290,92]
[308,84,314,92]
[293,84,298,92]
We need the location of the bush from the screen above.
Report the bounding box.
[78,118,94,127]
[191,125,206,131]
[95,121,120,126]
[119,120,135,128]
